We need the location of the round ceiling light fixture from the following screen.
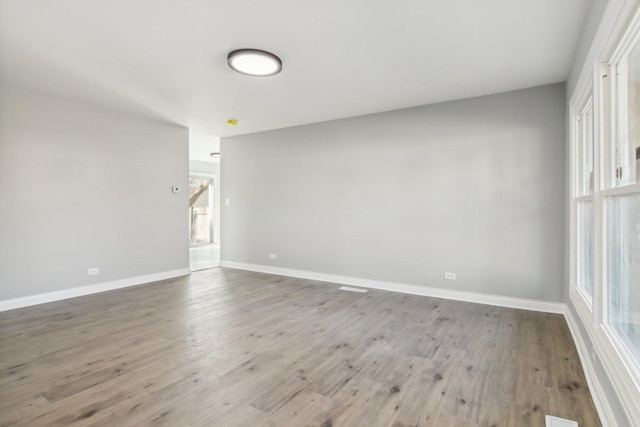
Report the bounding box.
[227,49,282,77]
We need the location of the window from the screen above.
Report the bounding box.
[574,99,595,304]
[604,30,640,366]
[577,103,595,196]
[607,193,640,362]
[578,200,594,300]
[613,37,640,187]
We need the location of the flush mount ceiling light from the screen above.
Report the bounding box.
[227,49,282,77]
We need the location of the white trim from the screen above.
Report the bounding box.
[597,323,640,422]
[568,211,640,416]
[571,58,596,108]
[564,306,618,427]
[0,268,191,312]
[610,2,640,63]
[570,290,640,425]
[570,287,595,330]
[219,261,565,314]
[575,285,594,311]
[571,0,639,107]
[602,182,640,196]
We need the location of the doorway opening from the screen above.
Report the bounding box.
[188,129,221,271]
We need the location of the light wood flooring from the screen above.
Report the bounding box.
[0,268,600,426]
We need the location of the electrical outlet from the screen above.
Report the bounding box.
[171,186,180,193]
[225,198,231,206]
[269,253,276,260]
[88,267,100,276]
[592,347,597,367]
[444,272,456,280]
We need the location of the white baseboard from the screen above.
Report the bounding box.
[0,268,191,312]
[563,307,617,427]
[219,261,565,314]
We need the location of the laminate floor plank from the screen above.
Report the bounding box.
[0,268,601,426]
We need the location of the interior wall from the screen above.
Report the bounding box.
[221,83,566,302]
[0,85,189,301]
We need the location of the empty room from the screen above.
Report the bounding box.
[1,0,640,426]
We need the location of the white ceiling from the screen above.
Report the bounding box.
[0,0,592,137]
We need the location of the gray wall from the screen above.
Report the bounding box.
[221,83,566,302]
[0,85,189,301]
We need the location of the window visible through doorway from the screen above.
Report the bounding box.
[189,176,214,246]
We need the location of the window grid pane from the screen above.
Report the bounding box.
[578,201,594,301]
[585,107,594,195]
[615,39,640,187]
[576,103,594,197]
[630,49,640,183]
[607,193,640,363]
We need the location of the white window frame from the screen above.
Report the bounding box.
[569,1,640,423]
[572,96,596,309]
[602,5,640,386]
[571,83,597,322]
